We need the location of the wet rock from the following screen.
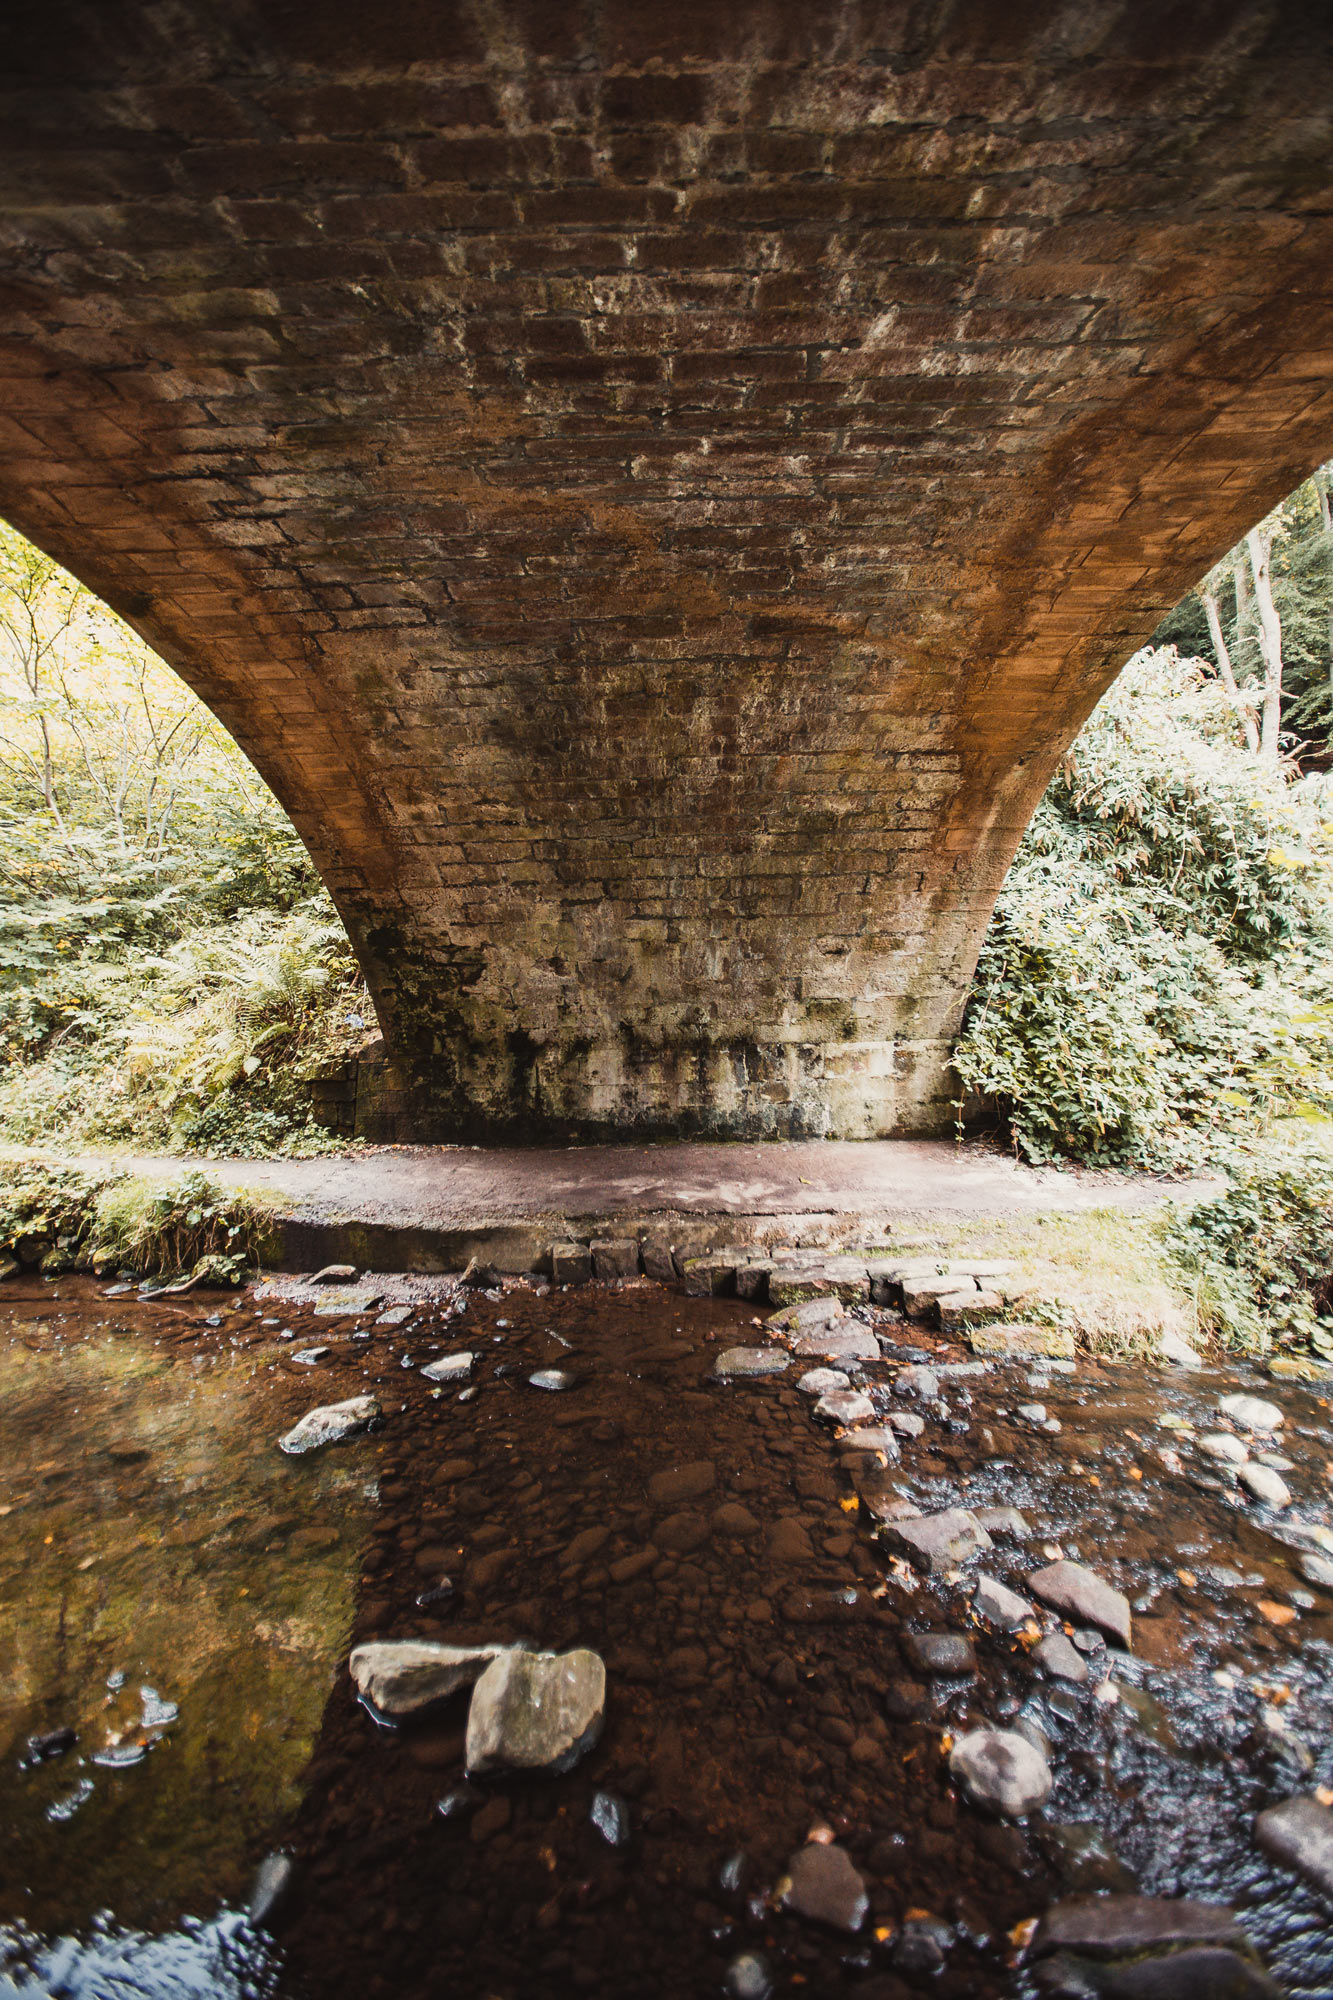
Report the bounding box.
[647,1460,716,1505]
[421,1351,475,1384]
[376,1304,413,1327]
[780,1841,869,1932]
[724,1951,774,2000]
[969,1324,1076,1361]
[974,1574,1035,1630]
[1218,1393,1283,1432]
[1199,1432,1248,1465]
[814,1388,876,1426]
[1237,1463,1290,1508]
[1158,1329,1204,1369]
[290,1346,330,1366]
[792,1327,880,1363]
[713,1502,762,1538]
[767,1516,816,1561]
[1254,1794,1333,1898]
[1103,1949,1280,1998]
[893,1915,954,1974]
[1042,1822,1135,1895]
[974,1506,1031,1537]
[1033,1894,1245,1958]
[640,1238,678,1283]
[436,1783,483,1819]
[680,1254,736,1295]
[590,1789,630,1847]
[528,1368,576,1391]
[1035,1634,1090,1685]
[278,1395,379,1455]
[551,1242,592,1285]
[949,1728,1052,1817]
[766,1296,846,1334]
[1029,1560,1132,1648]
[465,1647,606,1777]
[896,1364,941,1397]
[312,1263,357,1284]
[886,1410,926,1438]
[1299,1551,1333,1589]
[712,1347,790,1379]
[248,1852,295,1928]
[349,1640,511,1719]
[796,1367,851,1397]
[902,1631,976,1676]
[460,1257,503,1288]
[882,1507,994,1575]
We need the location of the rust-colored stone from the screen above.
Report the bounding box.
[2,3,1332,1139]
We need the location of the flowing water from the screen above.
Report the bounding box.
[0,1272,1330,1998]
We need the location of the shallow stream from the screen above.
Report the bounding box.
[0,1272,1330,1998]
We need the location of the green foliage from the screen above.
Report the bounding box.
[89,1169,277,1283]
[0,1158,118,1269]
[954,648,1333,1169]
[0,521,374,1153]
[1163,1149,1333,1357]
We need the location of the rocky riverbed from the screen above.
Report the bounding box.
[0,1265,1331,1998]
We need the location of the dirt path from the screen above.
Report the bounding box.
[15,1139,1218,1233]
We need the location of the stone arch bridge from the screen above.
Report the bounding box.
[3,0,1332,1140]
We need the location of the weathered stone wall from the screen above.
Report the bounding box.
[2,1,1332,1138]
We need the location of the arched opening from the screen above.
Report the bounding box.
[0,518,376,1156]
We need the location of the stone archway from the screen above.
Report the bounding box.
[3,0,1332,1138]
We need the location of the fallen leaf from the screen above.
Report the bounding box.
[840,1496,859,1513]
[1009,1917,1039,1950]
[1176,1569,1197,1589]
[1129,1467,1143,1481]
[1258,1599,1297,1627]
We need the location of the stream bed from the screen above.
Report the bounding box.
[0,1270,1330,1998]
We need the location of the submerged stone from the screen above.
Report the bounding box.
[1254,1794,1333,1898]
[1033,1893,1244,1957]
[1029,1560,1132,1648]
[1218,1393,1283,1432]
[883,1507,993,1574]
[421,1351,475,1384]
[949,1728,1051,1817]
[780,1841,868,1932]
[712,1347,790,1379]
[278,1395,379,1455]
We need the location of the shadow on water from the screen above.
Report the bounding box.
[0,1288,374,1996]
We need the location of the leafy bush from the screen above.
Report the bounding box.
[0,1158,119,1269]
[1163,1148,1333,1357]
[89,1170,277,1283]
[954,649,1333,1169]
[0,520,374,1153]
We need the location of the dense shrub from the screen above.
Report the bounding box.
[954,649,1333,1170]
[1163,1150,1333,1358]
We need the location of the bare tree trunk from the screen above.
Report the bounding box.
[1201,583,1259,753]
[1246,526,1285,761]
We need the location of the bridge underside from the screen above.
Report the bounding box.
[3,1,1333,1139]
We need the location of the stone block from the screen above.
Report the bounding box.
[735,1260,774,1301]
[681,1254,737,1296]
[551,1241,592,1285]
[969,1324,1076,1361]
[591,1238,640,1281]
[639,1237,677,1283]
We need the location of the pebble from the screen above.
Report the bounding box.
[886,1410,926,1438]
[1029,1559,1132,1648]
[290,1347,329,1366]
[949,1728,1052,1817]
[1299,1552,1333,1589]
[902,1631,976,1677]
[1237,1462,1291,1508]
[1254,1793,1333,1898]
[974,1574,1035,1630]
[813,1388,876,1426]
[421,1352,474,1384]
[528,1369,576,1391]
[1218,1393,1284,1432]
[974,1506,1031,1537]
[1198,1432,1248,1465]
[883,1507,993,1574]
[278,1396,379,1455]
[1034,1633,1090,1685]
[1017,1403,1047,1424]
[647,1461,715,1505]
[796,1368,851,1397]
[712,1347,790,1379]
[376,1305,413,1327]
[466,1648,606,1777]
[779,1841,869,1932]
[724,1952,774,2000]
[589,1789,630,1848]
[248,1853,295,1928]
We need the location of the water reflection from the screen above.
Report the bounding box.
[0,1304,371,1958]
